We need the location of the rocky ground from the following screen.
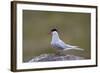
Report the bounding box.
[28,53,84,62]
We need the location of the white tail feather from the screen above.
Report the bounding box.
[64,47,84,51]
[74,48,84,51]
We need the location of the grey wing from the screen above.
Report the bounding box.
[56,40,84,51]
[56,40,72,49]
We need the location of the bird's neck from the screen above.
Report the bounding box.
[52,31,60,41]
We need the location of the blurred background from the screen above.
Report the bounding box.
[23,10,91,62]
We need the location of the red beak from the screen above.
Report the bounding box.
[49,31,52,35]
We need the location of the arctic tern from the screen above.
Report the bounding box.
[50,29,84,53]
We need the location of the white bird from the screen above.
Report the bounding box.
[50,29,84,53]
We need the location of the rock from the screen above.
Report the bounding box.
[28,54,84,62]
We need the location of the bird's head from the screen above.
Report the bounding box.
[49,28,58,35]
[51,28,58,32]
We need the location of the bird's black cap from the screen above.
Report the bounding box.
[51,28,58,32]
